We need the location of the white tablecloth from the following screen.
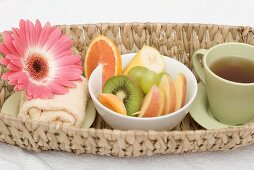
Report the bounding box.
[0,0,254,169]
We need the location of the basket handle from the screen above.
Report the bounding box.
[192,49,208,84]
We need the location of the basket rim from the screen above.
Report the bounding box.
[1,113,254,135]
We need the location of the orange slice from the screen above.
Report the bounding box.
[84,35,122,85]
[98,93,127,115]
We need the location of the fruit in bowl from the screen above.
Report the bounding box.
[100,75,143,116]
[139,85,165,117]
[100,67,187,118]
[93,44,188,118]
[123,46,165,74]
[128,66,159,94]
[158,73,176,114]
[86,38,197,130]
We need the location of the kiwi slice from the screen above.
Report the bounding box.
[102,75,143,116]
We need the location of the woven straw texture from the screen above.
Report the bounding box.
[0,23,254,157]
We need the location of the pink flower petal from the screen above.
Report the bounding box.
[12,40,26,57]
[38,22,52,48]
[0,58,10,65]
[3,31,20,57]
[14,82,27,91]
[48,82,68,95]
[1,71,14,80]
[10,59,22,68]
[37,86,54,99]
[31,86,54,99]
[32,85,44,99]
[48,35,73,55]
[24,20,32,47]
[54,70,81,81]
[6,54,19,60]
[11,27,19,36]
[56,55,81,66]
[26,82,35,98]
[6,54,22,68]
[17,72,29,84]
[44,28,61,51]
[58,66,82,75]
[19,20,32,49]
[44,87,54,98]
[26,80,55,99]
[65,64,83,70]
[7,63,22,71]
[27,20,36,47]
[0,43,11,55]
[53,49,73,59]
[8,73,19,85]
[12,35,27,58]
[17,21,30,50]
[26,94,32,100]
[53,79,76,88]
[35,20,42,44]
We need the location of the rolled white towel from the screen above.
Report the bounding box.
[18,76,89,127]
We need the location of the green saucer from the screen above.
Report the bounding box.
[1,91,21,117]
[82,99,96,128]
[1,92,96,128]
[189,82,232,129]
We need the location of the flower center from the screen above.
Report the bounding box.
[26,53,49,81]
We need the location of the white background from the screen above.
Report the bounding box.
[1,0,254,169]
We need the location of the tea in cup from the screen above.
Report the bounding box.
[192,42,254,125]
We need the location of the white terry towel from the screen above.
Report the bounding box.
[18,76,89,127]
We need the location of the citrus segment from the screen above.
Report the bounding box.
[84,35,122,85]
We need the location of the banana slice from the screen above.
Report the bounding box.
[123,46,165,74]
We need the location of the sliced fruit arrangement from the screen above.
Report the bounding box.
[99,67,187,117]
[84,35,122,85]
[102,75,143,116]
[133,68,186,117]
[83,36,187,118]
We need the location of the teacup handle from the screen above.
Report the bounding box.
[192,49,208,84]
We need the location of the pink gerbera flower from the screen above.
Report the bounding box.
[0,19,82,100]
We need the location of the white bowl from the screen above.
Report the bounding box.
[88,53,198,131]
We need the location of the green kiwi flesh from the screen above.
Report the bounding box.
[102,75,143,116]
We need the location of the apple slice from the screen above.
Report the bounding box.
[139,85,164,117]
[158,74,176,114]
[174,73,187,110]
[159,88,167,115]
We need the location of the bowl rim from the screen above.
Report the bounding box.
[88,53,198,121]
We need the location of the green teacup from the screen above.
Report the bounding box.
[192,42,254,125]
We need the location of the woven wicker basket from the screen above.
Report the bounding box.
[0,22,254,157]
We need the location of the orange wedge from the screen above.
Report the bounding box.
[84,35,122,85]
[98,93,127,115]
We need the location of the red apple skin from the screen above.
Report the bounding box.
[139,85,165,117]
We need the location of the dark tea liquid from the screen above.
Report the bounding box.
[210,57,254,83]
